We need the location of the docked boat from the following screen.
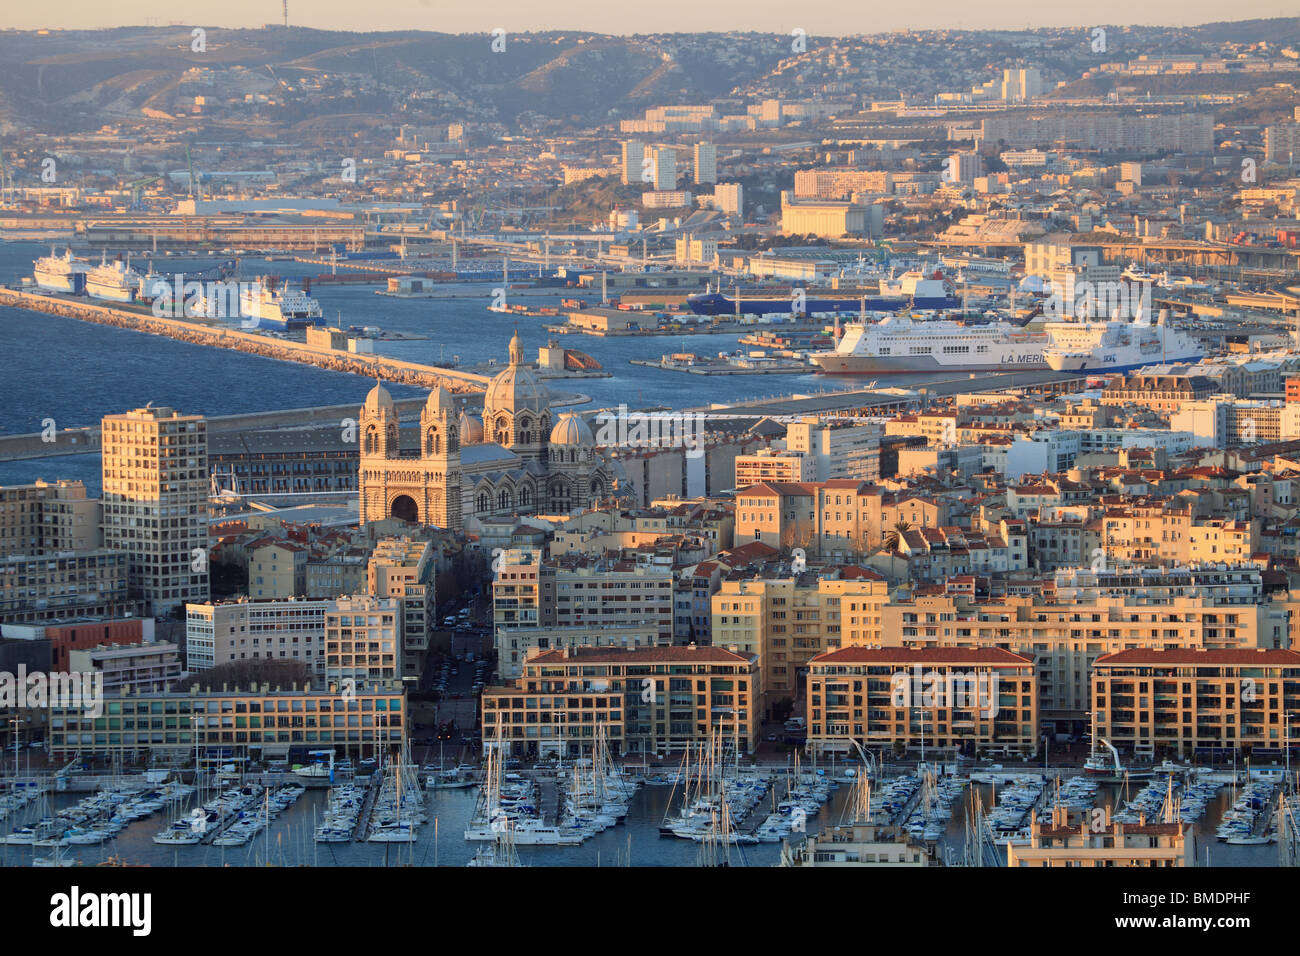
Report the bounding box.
[1043,310,1203,373]
[85,254,144,303]
[33,247,87,294]
[239,277,322,330]
[810,312,1048,374]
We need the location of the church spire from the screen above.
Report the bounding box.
[508,326,522,365]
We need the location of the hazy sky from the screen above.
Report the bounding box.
[0,1,1295,35]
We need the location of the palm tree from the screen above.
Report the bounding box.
[882,520,913,553]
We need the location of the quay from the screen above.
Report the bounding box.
[0,287,488,392]
[352,772,383,842]
[629,358,810,376]
[688,369,1083,417]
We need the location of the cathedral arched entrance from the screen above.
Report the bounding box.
[390,494,419,523]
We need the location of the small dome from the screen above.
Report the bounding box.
[549,412,594,446]
[424,385,455,415]
[365,382,394,413]
[458,409,485,444]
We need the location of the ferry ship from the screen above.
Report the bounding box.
[1043,311,1203,373]
[32,247,87,294]
[687,271,960,317]
[85,254,144,303]
[810,313,1049,374]
[239,277,322,330]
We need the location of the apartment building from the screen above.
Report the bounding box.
[0,480,101,557]
[0,550,137,624]
[792,169,893,200]
[493,622,668,681]
[784,418,883,482]
[68,640,182,694]
[1092,648,1300,758]
[1097,504,1257,566]
[248,541,307,598]
[47,682,406,760]
[693,141,716,185]
[480,644,757,758]
[367,536,436,678]
[185,597,331,673]
[734,481,949,554]
[880,590,1281,732]
[805,646,1038,757]
[100,406,209,614]
[711,569,890,714]
[542,554,674,641]
[734,449,814,485]
[324,595,400,683]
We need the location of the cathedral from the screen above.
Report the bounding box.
[359,330,614,533]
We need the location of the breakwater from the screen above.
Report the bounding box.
[0,288,488,392]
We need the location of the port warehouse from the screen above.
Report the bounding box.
[74,217,367,251]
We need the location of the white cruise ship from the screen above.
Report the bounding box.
[32,247,87,294]
[85,254,145,303]
[810,314,1049,374]
[239,277,323,330]
[1043,310,1203,373]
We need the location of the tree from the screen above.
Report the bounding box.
[883,520,913,553]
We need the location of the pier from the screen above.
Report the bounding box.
[352,772,382,842]
[199,787,265,845]
[0,288,488,392]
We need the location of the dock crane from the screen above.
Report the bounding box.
[128,175,161,209]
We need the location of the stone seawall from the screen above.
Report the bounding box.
[0,288,488,392]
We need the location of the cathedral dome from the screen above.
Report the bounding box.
[484,360,548,418]
[424,384,456,415]
[549,412,594,446]
[364,381,394,413]
[458,409,485,444]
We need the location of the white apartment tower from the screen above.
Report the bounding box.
[694,142,717,185]
[651,146,677,190]
[621,140,646,185]
[101,406,209,615]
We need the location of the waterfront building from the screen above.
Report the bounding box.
[1007,805,1193,867]
[805,646,1038,758]
[1091,648,1300,759]
[780,823,941,866]
[46,682,406,761]
[480,644,757,758]
[879,590,1282,734]
[100,406,209,615]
